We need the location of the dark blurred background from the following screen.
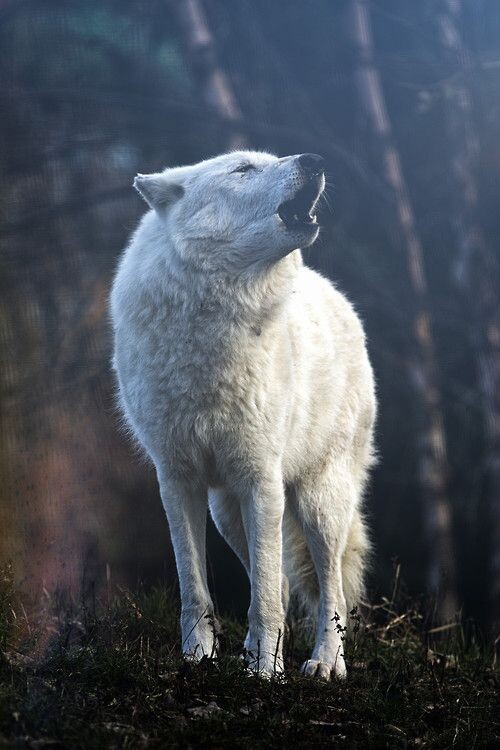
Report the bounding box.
[1,0,499,629]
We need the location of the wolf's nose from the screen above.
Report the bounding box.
[298,153,324,175]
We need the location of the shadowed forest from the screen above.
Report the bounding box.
[1,0,500,636]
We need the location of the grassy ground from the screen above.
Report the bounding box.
[0,565,498,749]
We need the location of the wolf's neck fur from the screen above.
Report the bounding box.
[126,212,303,333]
[162,240,302,330]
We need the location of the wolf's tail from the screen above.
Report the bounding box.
[283,507,370,620]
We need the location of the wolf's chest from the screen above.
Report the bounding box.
[154,317,265,421]
[151,329,272,478]
[117,298,288,468]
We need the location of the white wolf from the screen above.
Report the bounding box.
[110,150,376,680]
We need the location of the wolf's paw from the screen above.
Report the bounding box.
[301,657,346,681]
[242,650,284,679]
[182,645,218,663]
[182,611,221,663]
[243,629,285,678]
[182,618,220,662]
[246,663,284,680]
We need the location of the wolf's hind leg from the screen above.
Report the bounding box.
[292,456,361,680]
[209,487,250,571]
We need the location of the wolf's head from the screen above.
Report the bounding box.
[133,151,325,274]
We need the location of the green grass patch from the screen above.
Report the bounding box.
[0,567,498,748]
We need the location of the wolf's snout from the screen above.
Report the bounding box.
[298,153,324,176]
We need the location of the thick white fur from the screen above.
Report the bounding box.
[110,151,376,680]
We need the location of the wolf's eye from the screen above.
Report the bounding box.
[231,163,256,174]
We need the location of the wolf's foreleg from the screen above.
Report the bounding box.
[157,469,218,659]
[240,475,285,676]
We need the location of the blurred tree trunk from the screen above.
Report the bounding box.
[349,0,458,620]
[173,0,246,149]
[438,0,500,623]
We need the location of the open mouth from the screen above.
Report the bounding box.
[277,175,322,229]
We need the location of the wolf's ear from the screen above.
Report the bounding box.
[133,172,184,211]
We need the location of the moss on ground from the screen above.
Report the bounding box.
[0,567,498,749]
